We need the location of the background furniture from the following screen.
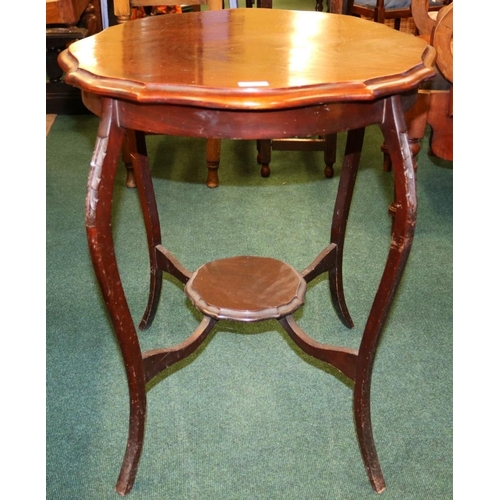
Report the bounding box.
[46,0,103,114]
[59,9,434,495]
[256,135,337,179]
[344,0,446,32]
[382,0,453,172]
[113,0,221,21]
[113,0,223,188]
[255,1,346,180]
[231,0,272,6]
[117,0,273,188]
[407,0,452,161]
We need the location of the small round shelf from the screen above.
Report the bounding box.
[185,256,307,321]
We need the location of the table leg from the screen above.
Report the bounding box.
[85,99,146,496]
[354,95,417,493]
[124,129,164,330]
[84,95,417,495]
[330,127,365,328]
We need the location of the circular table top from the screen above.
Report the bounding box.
[59,9,435,110]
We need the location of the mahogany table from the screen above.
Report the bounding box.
[58,8,435,496]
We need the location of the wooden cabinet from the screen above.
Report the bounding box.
[46,0,103,114]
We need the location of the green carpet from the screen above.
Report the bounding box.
[46,5,452,498]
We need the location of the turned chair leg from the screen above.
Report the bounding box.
[323,133,337,178]
[257,139,271,177]
[206,138,221,188]
[123,135,221,188]
[122,135,136,188]
[257,135,337,179]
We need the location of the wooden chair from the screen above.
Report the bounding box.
[345,0,446,32]
[382,0,453,170]
[407,0,452,161]
[255,1,343,180]
[256,135,337,179]
[114,0,223,188]
[232,0,272,6]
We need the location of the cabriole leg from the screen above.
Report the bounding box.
[354,96,417,493]
[329,128,366,328]
[85,99,147,496]
[125,129,163,330]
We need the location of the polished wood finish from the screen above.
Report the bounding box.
[58,9,435,496]
[61,11,433,105]
[186,255,307,321]
[258,0,339,181]
[112,0,224,188]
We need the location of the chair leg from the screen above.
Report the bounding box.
[258,136,337,179]
[206,138,221,188]
[257,139,272,177]
[124,135,221,189]
[323,133,337,178]
[123,132,137,188]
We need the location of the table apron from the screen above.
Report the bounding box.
[82,91,417,140]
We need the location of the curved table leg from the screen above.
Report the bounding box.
[354,95,417,493]
[85,99,147,496]
[329,128,365,328]
[125,129,164,330]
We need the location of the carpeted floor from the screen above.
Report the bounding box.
[46,114,57,136]
[46,3,453,499]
